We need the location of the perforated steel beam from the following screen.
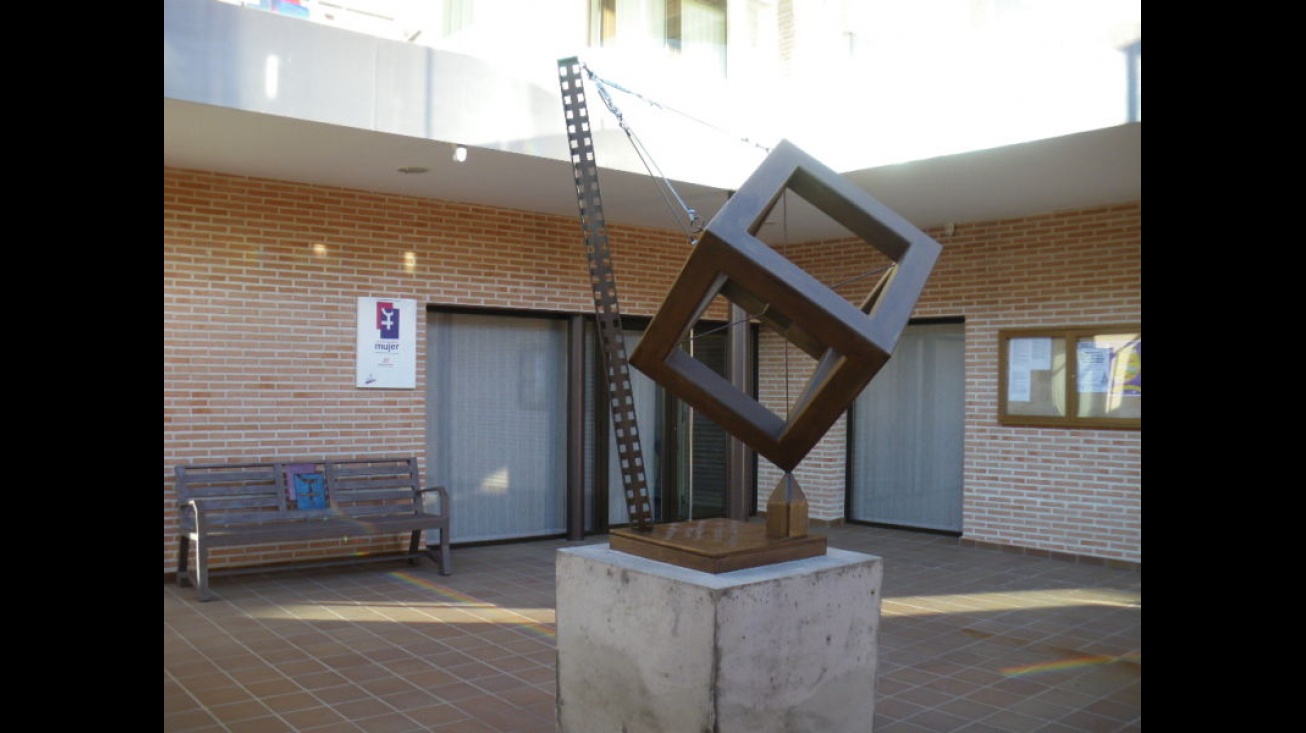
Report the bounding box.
[558,57,653,531]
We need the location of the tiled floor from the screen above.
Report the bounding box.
[164,524,1141,732]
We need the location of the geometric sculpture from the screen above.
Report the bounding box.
[629,139,942,473]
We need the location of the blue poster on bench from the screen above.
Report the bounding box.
[285,464,328,509]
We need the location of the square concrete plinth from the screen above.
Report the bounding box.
[556,543,883,733]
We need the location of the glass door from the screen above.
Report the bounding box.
[681,326,729,520]
[849,321,965,532]
[427,311,569,542]
[597,323,734,528]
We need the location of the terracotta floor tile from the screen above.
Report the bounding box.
[165,525,1139,732]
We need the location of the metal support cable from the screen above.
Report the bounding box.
[587,70,703,239]
[583,64,773,155]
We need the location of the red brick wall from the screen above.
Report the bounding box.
[163,168,691,574]
[767,206,1142,564]
[164,167,1141,574]
[936,208,1141,564]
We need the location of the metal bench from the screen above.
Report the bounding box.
[174,456,451,601]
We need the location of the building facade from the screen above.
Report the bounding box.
[163,167,1140,571]
[164,0,1141,575]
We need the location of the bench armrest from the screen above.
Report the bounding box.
[180,498,209,534]
[417,485,450,516]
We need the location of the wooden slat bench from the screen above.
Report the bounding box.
[174,456,451,601]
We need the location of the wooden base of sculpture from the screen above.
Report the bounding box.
[609,517,826,574]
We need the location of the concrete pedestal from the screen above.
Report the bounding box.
[555,543,883,733]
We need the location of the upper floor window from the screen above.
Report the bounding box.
[1123,39,1141,122]
[595,0,727,77]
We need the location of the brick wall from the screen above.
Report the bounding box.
[763,206,1142,564]
[163,168,692,574]
[164,167,1141,574]
[936,208,1141,564]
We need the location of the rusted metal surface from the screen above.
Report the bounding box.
[630,139,942,473]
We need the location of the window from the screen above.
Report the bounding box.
[427,308,752,541]
[998,325,1141,429]
[1123,38,1141,122]
[587,319,744,530]
[595,0,727,76]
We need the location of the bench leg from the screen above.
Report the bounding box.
[177,536,192,588]
[407,531,422,565]
[194,539,214,602]
[439,534,452,575]
[427,528,452,575]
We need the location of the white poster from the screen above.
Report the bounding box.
[1007,337,1051,402]
[356,297,417,389]
[1076,342,1111,394]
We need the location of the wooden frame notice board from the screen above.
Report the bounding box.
[998,325,1140,429]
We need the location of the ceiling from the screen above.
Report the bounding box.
[164,97,1140,244]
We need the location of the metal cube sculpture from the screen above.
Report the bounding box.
[629,139,942,472]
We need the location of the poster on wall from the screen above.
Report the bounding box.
[356,297,417,389]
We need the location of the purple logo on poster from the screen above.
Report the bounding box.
[375,301,400,339]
